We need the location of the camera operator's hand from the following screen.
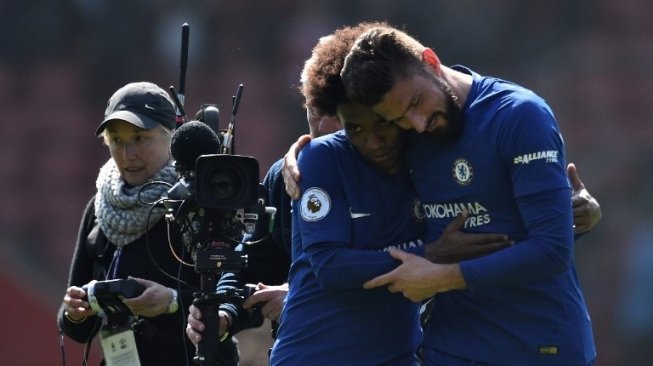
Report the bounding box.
[185,304,231,346]
[63,285,97,322]
[122,277,173,317]
[243,283,288,322]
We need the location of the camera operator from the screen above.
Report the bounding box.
[184,70,344,366]
[58,82,203,365]
[182,115,329,363]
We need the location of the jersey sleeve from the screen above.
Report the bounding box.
[461,96,574,289]
[294,140,415,290]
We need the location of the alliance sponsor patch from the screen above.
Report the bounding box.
[513,150,558,165]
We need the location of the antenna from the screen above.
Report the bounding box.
[221,84,244,154]
[169,85,186,122]
[173,23,190,127]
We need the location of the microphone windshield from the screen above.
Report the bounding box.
[171,120,221,170]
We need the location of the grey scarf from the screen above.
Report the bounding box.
[94,158,177,247]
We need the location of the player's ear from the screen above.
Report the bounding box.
[421,48,442,74]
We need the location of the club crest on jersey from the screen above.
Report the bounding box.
[452,158,473,186]
[413,198,425,220]
[300,187,331,221]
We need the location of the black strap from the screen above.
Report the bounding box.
[85,218,110,280]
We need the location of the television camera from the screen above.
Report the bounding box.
[163,84,275,366]
[158,23,275,365]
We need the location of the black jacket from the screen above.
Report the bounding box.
[241,158,292,285]
[218,158,293,335]
[57,196,201,366]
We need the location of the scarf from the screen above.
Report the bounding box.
[94,158,178,247]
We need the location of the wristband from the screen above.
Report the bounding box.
[166,288,179,314]
[218,310,232,342]
[64,310,86,324]
[219,331,230,343]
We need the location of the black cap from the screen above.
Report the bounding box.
[95,81,176,135]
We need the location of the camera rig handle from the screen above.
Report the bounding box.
[192,274,241,366]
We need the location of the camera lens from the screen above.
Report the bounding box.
[207,167,243,202]
[195,154,259,209]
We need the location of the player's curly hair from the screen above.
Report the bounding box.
[300,21,391,117]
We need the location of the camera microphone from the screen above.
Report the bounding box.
[171,120,221,171]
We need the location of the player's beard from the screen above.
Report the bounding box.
[427,86,464,144]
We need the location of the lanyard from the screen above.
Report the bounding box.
[108,247,122,279]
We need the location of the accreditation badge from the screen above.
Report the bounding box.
[100,327,141,366]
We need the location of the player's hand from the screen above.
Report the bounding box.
[364,250,464,302]
[282,134,312,199]
[568,163,602,234]
[425,210,513,263]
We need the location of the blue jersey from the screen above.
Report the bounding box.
[412,67,596,365]
[270,131,424,366]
